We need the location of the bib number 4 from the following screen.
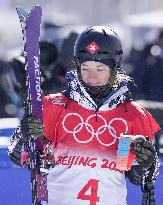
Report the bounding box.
[77,179,100,205]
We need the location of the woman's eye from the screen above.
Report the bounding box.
[97,69,104,72]
[82,68,88,71]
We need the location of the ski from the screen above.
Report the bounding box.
[16,5,48,205]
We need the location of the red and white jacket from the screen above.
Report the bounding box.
[42,71,160,205]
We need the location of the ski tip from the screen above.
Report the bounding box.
[28,5,42,17]
[16,6,25,12]
[16,6,28,23]
[16,6,21,13]
[32,5,42,13]
[34,5,42,8]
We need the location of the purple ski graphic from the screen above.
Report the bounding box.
[25,6,42,120]
[16,5,48,205]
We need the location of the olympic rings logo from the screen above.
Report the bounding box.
[62,113,128,147]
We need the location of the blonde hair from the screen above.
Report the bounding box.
[108,68,133,89]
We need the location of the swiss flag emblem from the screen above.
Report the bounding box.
[86,41,100,54]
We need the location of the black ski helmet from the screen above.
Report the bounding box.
[74,26,123,70]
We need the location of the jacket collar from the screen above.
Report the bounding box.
[64,70,132,111]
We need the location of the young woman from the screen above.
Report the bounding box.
[9,26,160,205]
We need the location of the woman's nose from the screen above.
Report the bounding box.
[86,73,99,85]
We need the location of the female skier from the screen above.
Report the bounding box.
[9,26,160,205]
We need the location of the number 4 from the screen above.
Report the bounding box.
[77,179,100,205]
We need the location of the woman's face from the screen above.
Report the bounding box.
[80,61,111,86]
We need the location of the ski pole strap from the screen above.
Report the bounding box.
[149,189,155,205]
[142,192,148,205]
[141,181,155,205]
[141,154,160,205]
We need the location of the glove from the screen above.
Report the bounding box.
[131,137,156,170]
[20,115,43,142]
